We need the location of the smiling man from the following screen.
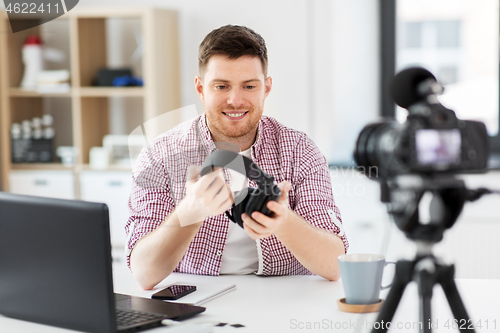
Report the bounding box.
[126,25,348,290]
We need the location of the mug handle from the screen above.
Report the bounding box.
[381,261,396,290]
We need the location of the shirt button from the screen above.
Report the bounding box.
[216,250,223,256]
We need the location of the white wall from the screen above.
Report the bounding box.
[75,0,380,162]
[328,0,380,161]
[77,0,312,131]
[0,0,380,160]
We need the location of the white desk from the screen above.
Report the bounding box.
[2,259,499,333]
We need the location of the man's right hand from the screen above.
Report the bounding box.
[130,164,232,289]
[177,165,233,226]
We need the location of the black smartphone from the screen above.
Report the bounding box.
[151,285,197,300]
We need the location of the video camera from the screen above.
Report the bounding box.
[354,67,495,333]
[354,67,489,179]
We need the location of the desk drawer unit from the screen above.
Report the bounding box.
[80,171,133,248]
[9,170,75,200]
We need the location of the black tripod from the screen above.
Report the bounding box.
[372,250,474,332]
[371,176,481,333]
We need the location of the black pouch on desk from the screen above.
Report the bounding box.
[95,68,132,86]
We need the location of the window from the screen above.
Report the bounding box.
[382,0,500,153]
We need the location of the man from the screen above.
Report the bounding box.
[126,25,348,290]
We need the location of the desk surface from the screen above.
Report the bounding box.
[2,259,499,333]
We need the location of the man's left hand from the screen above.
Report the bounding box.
[242,181,291,240]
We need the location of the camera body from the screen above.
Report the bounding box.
[354,67,491,241]
[354,68,489,178]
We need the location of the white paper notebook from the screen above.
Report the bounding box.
[166,282,236,306]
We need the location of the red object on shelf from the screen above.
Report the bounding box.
[24,35,42,45]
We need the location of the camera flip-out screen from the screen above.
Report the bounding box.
[416,129,461,165]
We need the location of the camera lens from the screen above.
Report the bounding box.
[354,121,401,178]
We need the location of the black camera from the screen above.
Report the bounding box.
[358,67,495,333]
[354,67,489,179]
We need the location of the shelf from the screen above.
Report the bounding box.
[69,7,152,18]
[10,163,132,172]
[0,8,180,192]
[79,164,133,172]
[9,88,72,98]
[77,87,145,97]
[11,163,74,171]
[9,87,145,98]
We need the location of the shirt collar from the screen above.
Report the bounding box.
[252,116,265,159]
[197,113,217,154]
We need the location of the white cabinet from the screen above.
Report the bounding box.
[80,171,133,248]
[9,170,75,200]
[330,168,393,255]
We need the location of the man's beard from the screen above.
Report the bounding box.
[206,104,261,139]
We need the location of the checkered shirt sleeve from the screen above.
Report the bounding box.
[125,144,176,268]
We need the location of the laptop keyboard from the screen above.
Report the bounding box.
[116,309,166,327]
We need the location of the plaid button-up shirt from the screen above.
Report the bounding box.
[126,114,348,276]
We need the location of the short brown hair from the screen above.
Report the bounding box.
[198,25,268,77]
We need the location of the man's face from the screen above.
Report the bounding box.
[195,55,272,141]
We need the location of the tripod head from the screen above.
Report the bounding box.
[380,175,467,243]
[379,174,499,244]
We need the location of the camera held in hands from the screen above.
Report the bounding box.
[354,67,489,179]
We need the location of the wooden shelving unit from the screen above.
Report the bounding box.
[0,7,181,194]
[78,87,145,97]
[9,88,73,97]
[11,163,75,171]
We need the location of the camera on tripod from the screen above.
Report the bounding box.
[354,67,489,179]
[353,67,494,333]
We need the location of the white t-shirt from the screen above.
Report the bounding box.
[219,147,259,274]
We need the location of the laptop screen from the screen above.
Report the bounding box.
[0,192,116,333]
